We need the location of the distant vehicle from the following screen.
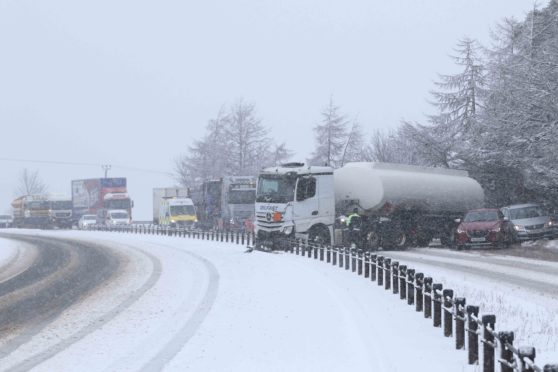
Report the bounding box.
[78,214,97,229]
[11,195,51,228]
[72,178,133,225]
[501,203,555,241]
[0,214,13,228]
[190,176,256,231]
[158,197,197,228]
[98,209,131,227]
[152,187,189,225]
[455,208,514,249]
[47,195,73,228]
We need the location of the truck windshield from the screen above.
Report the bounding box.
[170,205,196,216]
[51,201,72,210]
[106,199,131,209]
[229,190,256,204]
[110,212,129,219]
[27,201,50,210]
[256,176,296,203]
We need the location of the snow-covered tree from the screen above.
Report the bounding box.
[309,97,349,167]
[340,120,368,165]
[175,100,292,186]
[225,99,271,175]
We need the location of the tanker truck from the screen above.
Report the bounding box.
[254,162,484,251]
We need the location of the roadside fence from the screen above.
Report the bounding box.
[87,225,557,372]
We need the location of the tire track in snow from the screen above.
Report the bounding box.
[4,240,161,372]
[138,242,219,372]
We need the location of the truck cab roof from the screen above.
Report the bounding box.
[260,163,333,176]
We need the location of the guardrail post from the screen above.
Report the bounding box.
[443,289,453,337]
[407,269,415,305]
[332,246,337,265]
[455,298,466,350]
[391,261,399,294]
[467,305,480,365]
[357,250,363,275]
[483,315,496,372]
[399,265,407,300]
[326,245,331,263]
[424,277,432,319]
[518,347,536,372]
[337,247,342,266]
[364,252,370,278]
[433,283,443,327]
[370,254,377,282]
[351,249,357,272]
[345,248,350,270]
[498,331,514,372]
[384,258,391,290]
[415,273,424,312]
[377,256,384,286]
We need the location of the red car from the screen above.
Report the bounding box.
[455,208,514,249]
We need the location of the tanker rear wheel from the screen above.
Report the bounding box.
[364,231,380,251]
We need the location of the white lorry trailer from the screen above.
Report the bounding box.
[254,162,484,250]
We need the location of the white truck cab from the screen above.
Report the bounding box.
[255,163,334,249]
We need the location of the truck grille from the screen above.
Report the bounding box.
[525,224,544,231]
[256,212,282,231]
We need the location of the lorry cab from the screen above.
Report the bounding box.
[255,163,335,249]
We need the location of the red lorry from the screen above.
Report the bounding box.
[71,178,133,225]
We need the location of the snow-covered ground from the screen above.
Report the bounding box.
[1,230,557,371]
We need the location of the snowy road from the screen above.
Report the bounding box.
[387,246,558,298]
[0,230,556,371]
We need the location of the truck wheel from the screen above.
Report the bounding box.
[364,231,380,251]
[309,226,330,245]
[393,232,407,250]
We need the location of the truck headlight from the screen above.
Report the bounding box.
[171,219,176,223]
[282,226,293,235]
[514,225,525,232]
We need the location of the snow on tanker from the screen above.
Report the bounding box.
[254,162,484,251]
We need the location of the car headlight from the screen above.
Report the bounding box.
[456,227,465,234]
[491,226,501,233]
[545,221,553,228]
[282,225,293,235]
[171,219,176,223]
[514,225,525,232]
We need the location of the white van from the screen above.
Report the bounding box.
[98,209,131,226]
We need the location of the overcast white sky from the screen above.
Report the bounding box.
[0,0,544,220]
